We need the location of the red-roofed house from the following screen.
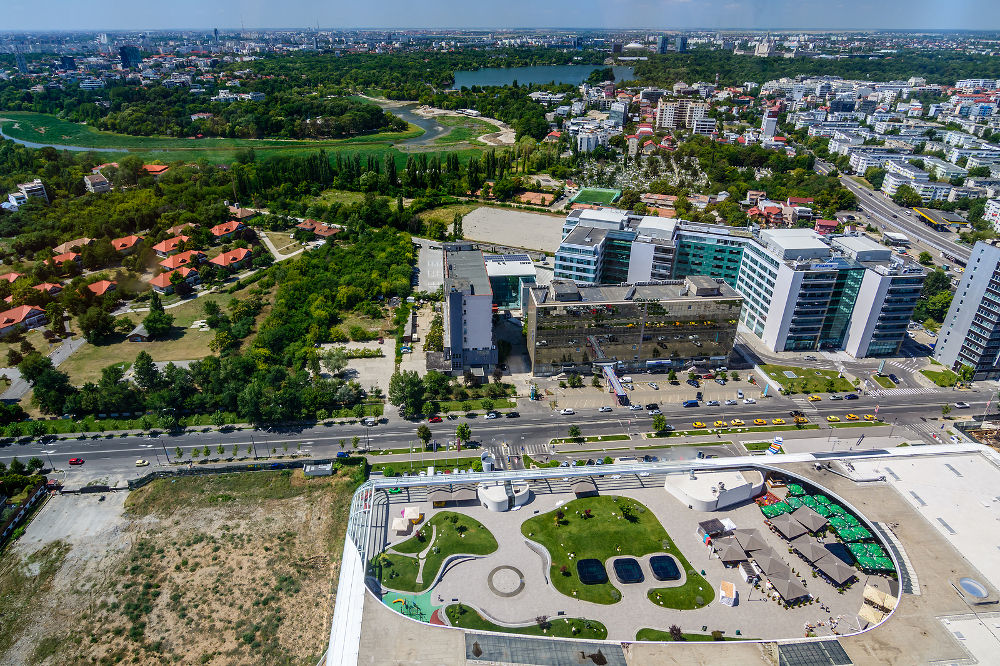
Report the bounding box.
[814,219,839,235]
[543,130,561,143]
[165,223,194,237]
[160,250,206,270]
[152,235,191,257]
[296,219,340,238]
[228,205,257,220]
[50,252,81,268]
[0,305,46,335]
[787,197,814,206]
[209,247,252,271]
[92,162,119,174]
[0,273,21,284]
[33,282,62,296]
[88,280,116,296]
[210,220,245,239]
[150,267,199,294]
[112,235,143,254]
[142,164,170,178]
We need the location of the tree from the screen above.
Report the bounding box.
[6,348,22,367]
[27,457,44,473]
[667,369,677,382]
[452,212,463,239]
[416,424,433,449]
[942,404,952,417]
[918,251,933,265]
[591,374,602,388]
[322,348,348,376]
[45,301,64,331]
[652,414,667,433]
[669,625,684,641]
[455,423,472,448]
[132,351,160,392]
[958,364,975,383]
[388,369,424,417]
[892,184,923,208]
[567,373,583,388]
[8,457,25,474]
[143,308,174,339]
[567,425,582,440]
[480,398,494,412]
[730,371,740,381]
[79,306,115,343]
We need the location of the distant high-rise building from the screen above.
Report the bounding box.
[612,43,623,54]
[15,50,27,74]
[119,45,142,69]
[675,36,688,53]
[656,36,668,55]
[761,108,779,139]
[214,28,219,45]
[60,56,76,71]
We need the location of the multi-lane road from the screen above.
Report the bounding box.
[815,159,971,263]
[2,385,990,484]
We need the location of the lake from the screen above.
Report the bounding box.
[452,64,634,89]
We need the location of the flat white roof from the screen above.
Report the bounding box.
[851,453,1000,591]
[484,254,536,278]
[635,216,677,239]
[760,229,831,259]
[664,468,759,503]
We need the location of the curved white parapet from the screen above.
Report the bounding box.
[663,468,765,511]
[325,534,366,666]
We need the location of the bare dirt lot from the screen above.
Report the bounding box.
[0,469,358,665]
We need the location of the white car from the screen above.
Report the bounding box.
[648,409,662,415]
[743,397,757,404]
[724,399,738,406]
[598,406,613,413]
[628,404,643,411]
[649,382,659,390]
[954,402,971,409]
[560,408,575,415]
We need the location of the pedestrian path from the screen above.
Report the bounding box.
[867,387,937,398]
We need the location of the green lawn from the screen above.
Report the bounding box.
[375,511,497,593]
[446,604,607,640]
[521,496,711,607]
[872,374,895,389]
[551,434,630,445]
[433,115,497,145]
[635,628,741,642]
[759,364,854,394]
[429,398,516,413]
[849,176,874,190]
[829,421,880,428]
[922,368,958,387]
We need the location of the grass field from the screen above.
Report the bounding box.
[635,628,741,641]
[446,604,608,639]
[521,496,712,607]
[922,368,958,387]
[433,115,497,145]
[571,187,621,205]
[759,364,855,394]
[417,203,481,226]
[849,176,874,190]
[872,374,895,389]
[375,511,497,593]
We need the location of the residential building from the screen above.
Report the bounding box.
[159,250,205,270]
[655,99,709,130]
[761,108,778,139]
[525,277,743,376]
[576,129,609,153]
[150,267,199,294]
[209,247,252,270]
[52,237,93,255]
[483,254,536,311]
[84,173,111,194]
[441,243,497,376]
[152,235,190,257]
[0,305,46,336]
[934,240,1000,379]
[112,235,143,254]
[691,117,717,136]
[210,220,245,240]
[985,198,1000,232]
[49,252,81,268]
[87,280,116,296]
[16,179,48,204]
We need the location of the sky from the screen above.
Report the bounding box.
[4,0,1000,32]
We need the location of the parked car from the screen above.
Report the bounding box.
[628,404,643,411]
[715,378,726,386]
[737,390,744,399]
[560,408,575,415]
[844,394,859,400]
[645,403,659,410]
[69,458,84,465]
[336,451,350,458]
[888,373,900,384]
[743,397,756,404]
[696,392,704,401]
[686,379,700,388]
[829,394,843,400]
[683,400,700,408]
[649,382,659,390]
[648,409,662,415]
[724,399,738,406]
[486,411,500,420]
[706,400,720,407]
[428,416,443,423]
[598,406,613,413]
[506,411,520,418]
[362,417,378,426]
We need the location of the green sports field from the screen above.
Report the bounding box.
[572,187,622,205]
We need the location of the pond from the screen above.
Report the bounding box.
[453,64,634,89]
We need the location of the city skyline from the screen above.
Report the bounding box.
[3,0,1000,32]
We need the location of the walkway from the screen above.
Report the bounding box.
[0,335,85,401]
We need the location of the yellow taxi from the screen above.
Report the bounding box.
[808,395,822,401]
[845,413,859,421]
[753,418,767,425]
[730,419,745,426]
[827,415,841,422]
[794,416,809,424]
[692,421,707,428]
[714,420,728,428]
[864,414,877,421]
[772,418,785,425]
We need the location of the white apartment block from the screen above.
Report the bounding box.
[985,198,1000,232]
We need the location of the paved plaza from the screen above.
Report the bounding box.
[372,473,879,641]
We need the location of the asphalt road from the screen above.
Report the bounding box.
[816,159,971,262]
[3,387,990,483]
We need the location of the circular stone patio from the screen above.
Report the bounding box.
[488,565,526,598]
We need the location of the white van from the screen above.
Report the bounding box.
[621,376,633,383]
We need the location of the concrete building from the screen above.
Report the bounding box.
[985,198,1000,232]
[553,225,636,284]
[84,173,110,194]
[736,229,923,357]
[441,244,497,376]
[655,98,709,130]
[672,222,752,287]
[761,108,779,139]
[16,179,48,204]
[525,277,743,376]
[934,240,1000,379]
[483,253,536,311]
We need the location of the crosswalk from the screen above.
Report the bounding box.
[485,441,553,470]
[866,387,938,398]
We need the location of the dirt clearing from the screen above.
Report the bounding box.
[0,469,359,665]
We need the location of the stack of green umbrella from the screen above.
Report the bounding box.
[787,484,806,496]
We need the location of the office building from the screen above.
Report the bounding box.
[554,225,636,284]
[656,36,668,55]
[441,244,497,375]
[525,277,743,376]
[736,229,924,357]
[119,46,142,69]
[626,218,676,283]
[675,36,688,53]
[672,222,752,287]
[608,101,627,126]
[934,240,1000,379]
[483,253,536,311]
[60,56,76,71]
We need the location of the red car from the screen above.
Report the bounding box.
[428,416,443,423]
[68,458,84,465]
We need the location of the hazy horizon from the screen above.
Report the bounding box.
[3,0,1000,33]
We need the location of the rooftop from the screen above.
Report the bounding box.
[533,277,740,306]
[443,245,491,296]
[758,229,832,260]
